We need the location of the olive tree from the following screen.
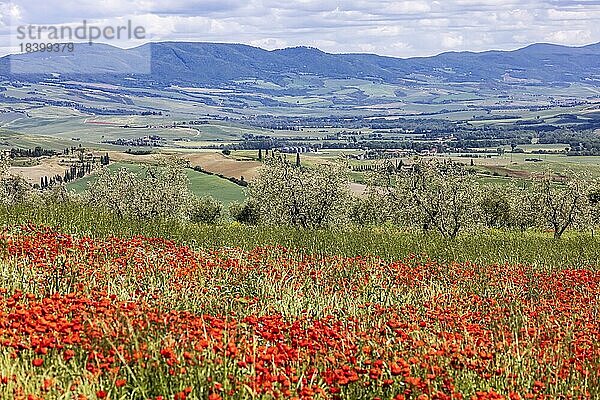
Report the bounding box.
[188,196,223,224]
[479,184,540,231]
[397,159,480,238]
[85,158,195,220]
[0,156,32,206]
[532,171,590,239]
[248,157,351,228]
[587,181,600,237]
[509,185,540,232]
[351,161,404,226]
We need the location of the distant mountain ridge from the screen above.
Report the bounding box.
[1,41,599,87]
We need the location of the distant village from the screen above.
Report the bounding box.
[103,135,166,147]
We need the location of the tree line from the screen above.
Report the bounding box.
[243,157,599,239]
[2,153,599,239]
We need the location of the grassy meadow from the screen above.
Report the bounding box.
[0,205,599,399]
[2,202,600,267]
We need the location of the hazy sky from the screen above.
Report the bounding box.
[1,0,600,57]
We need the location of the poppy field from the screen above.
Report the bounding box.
[0,225,599,399]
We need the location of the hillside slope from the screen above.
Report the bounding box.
[1,41,599,88]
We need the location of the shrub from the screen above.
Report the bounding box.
[189,196,223,224]
[479,186,514,228]
[228,200,260,225]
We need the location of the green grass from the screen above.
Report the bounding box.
[185,170,246,204]
[2,202,600,268]
[67,162,246,204]
[66,162,143,192]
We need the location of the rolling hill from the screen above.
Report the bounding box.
[1,41,599,89]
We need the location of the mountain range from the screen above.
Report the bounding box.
[1,41,599,88]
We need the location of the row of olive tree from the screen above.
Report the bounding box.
[244,157,596,239]
[83,158,225,223]
[361,160,594,238]
[360,160,596,238]
[0,155,225,224]
[1,153,597,238]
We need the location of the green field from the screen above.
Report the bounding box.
[3,78,600,148]
[3,78,600,195]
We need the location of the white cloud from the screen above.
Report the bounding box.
[383,1,432,14]
[547,29,592,44]
[441,33,464,49]
[0,0,599,57]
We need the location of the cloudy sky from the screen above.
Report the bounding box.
[1,0,599,57]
